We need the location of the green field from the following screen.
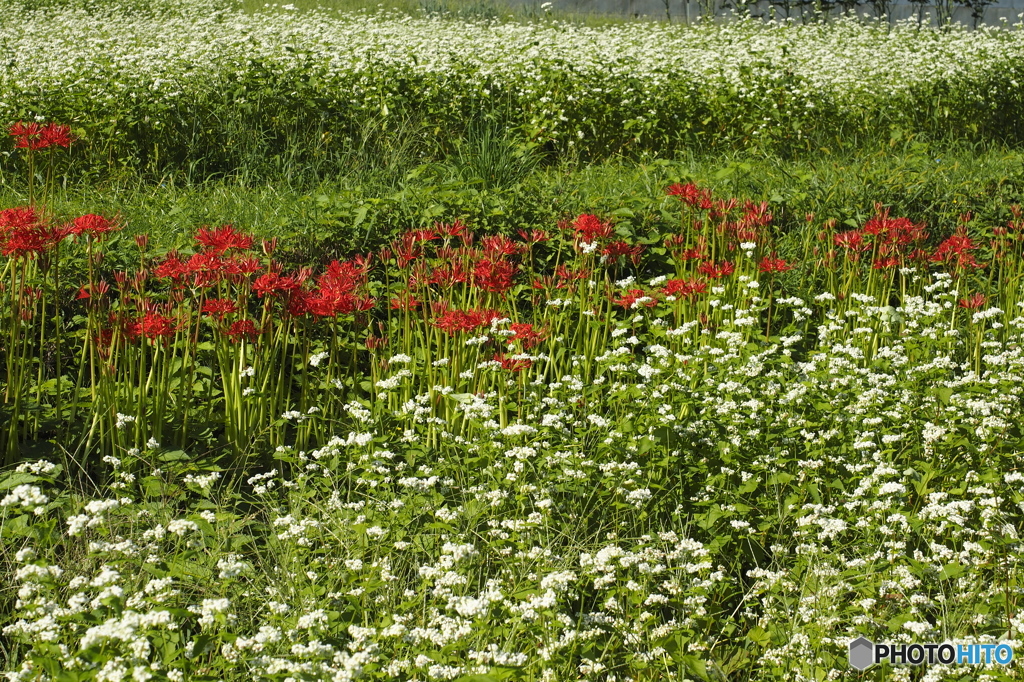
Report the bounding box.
[2,1,1024,681]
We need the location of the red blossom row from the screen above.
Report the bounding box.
[8,122,74,151]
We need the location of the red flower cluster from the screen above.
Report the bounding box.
[697,260,736,279]
[666,182,713,210]
[299,257,375,317]
[9,122,74,150]
[195,224,253,255]
[201,298,238,320]
[472,257,518,294]
[71,214,117,240]
[612,289,657,309]
[0,208,99,258]
[758,255,793,274]
[931,227,983,272]
[661,278,707,299]
[569,214,613,245]
[601,240,644,265]
[509,322,546,349]
[958,292,986,309]
[432,308,501,335]
[225,319,259,342]
[124,312,178,341]
[493,353,532,371]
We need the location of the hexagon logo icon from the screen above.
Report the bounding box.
[849,636,875,670]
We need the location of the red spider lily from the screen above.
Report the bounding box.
[2,223,73,257]
[481,234,521,257]
[285,290,314,318]
[664,234,687,250]
[137,312,177,340]
[710,198,739,221]
[872,256,900,270]
[308,288,375,317]
[429,262,468,288]
[554,265,589,285]
[681,246,707,262]
[602,240,645,262]
[697,260,736,279]
[493,353,532,371]
[223,255,263,278]
[8,122,41,147]
[472,257,518,294]
[39,124,74,149]
[661,277,707,299]
[224,319,260,343]
[611,289,657,309]
[75,281,110,300]
[665,182,713,210]
[262,238,278,256]
[436,219,468,239]
[0,206,41,235]
[407,228,439,243]
[958,292,986,309]
[195,224,254,255]
[186,252,226,288]
[9,122,74,150]
[742,201,773,228]
[390,294,420,311]
[392,233,422,268]
[931,227,984,272]
[365,335,389,350]
[509,322,546,349]
[857,205,929,261]
[317,258,370,293]
[432,308,501,335]
[758,255,793,274]
[153,254,189,281]
[70,214,117,239]
[201,298,238,320]
[135,234,149,251]
[730,219,761,246]
[517,228,548,244]
[833,230,867,255]
[570,214,613,244]
[253,272,300,297]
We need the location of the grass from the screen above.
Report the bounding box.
[1,137,1020,257]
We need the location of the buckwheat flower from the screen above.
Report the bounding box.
[2,485,48,513]
[15,460,56,475]
[878,482,906,495]
[115,413,136,429]
[501,424,537,437]
[167,519,199,536]
[903,621,931,636]
[295,609,329,630]
[191,598,231,628]
[14,548,36,563]
[308,351,329,367]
